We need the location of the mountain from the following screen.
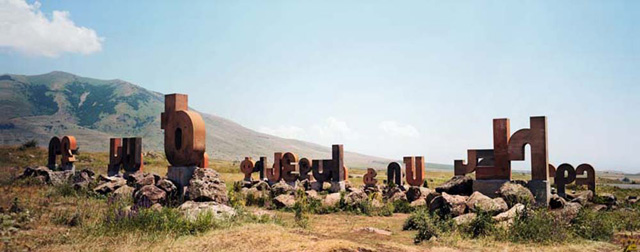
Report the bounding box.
[0,71,411,168]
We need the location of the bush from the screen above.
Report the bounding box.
[392,200,413,214]
[571,208,615,241]
[507,208,570,244]
[403,208,454,244]
[461,211,495,238]
[293,189,309,228]
[18,139,38,151]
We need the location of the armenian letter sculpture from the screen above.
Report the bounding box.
[161,94,207,188]
[108,137,144,176]
[455,116,551,205]
[48,136,78,171]
[550,163,596,197]
[311,144,347,192]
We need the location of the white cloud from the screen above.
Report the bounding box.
[258,117,360,145]
[378,120,420,138]
[0,0,104,57]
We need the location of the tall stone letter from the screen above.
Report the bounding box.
[404,156,425,187]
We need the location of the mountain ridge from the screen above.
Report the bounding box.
[0,71,451,169]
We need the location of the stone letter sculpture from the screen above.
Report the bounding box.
[404,156,426,187]
[108,137,144,176]
[47,136,62,170]
[281,152,299,183]
[266,152,283,183]
[363,168,378,187]
[555,163,577,197]
[161,93,206,167]
[240,157,256,181]
[311,144,346,191]
[298,158,313,180]
[47,136,78,171]
[508,116,549,181]
[554,163,596,196]
[386,162,404,186]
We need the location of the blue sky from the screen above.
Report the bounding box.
[1,0,639,172]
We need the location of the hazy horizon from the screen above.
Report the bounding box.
[1,0,638,173]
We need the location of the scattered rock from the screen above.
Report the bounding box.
[598,193,617,206]
[384,186,407,202]
[410,198,427,207]
[125,172,156,189]
[626,196,638,205]
[295,179,312,191]
[134,185,166,205]
[552,202,582,223]
[156,179,178,203]
[253,180,270,191]
[406,187,434,202]
[188,168,229,204]
[178,201,236,220]
[345,189,368,206]
[271,181,294,198]
[549,194,566,209]
[305,190,322,201]
[353,227,392,236]
[72,169,95,190]
[49,170,74,186]
[465,191,508,215]
[590,204,607,212]
[493,203,525,223]
[323,193,341,208]
[497,182,535,207]
[93,177,126,195]
[113,185,135,199]
[435,176,473,196]
[429,192,468,216]
[273,194,296,208]
[453,213,477,226]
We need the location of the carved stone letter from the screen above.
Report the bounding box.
[387,162,404,186]
[161,94,206,166]
[281,152,299,183]
[404,156,425,187]
[363,168,377,187]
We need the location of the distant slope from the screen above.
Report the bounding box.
[1,71,436,169]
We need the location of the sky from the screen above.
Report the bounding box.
[1,0,639,172]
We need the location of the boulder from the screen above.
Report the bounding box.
[178,201,236,220]
[305,190,322,201]
[156,179,178,204]
[384,186,407,202]
[406,187,434,202]
[551,202,582,223]
[323,193,341,208]
[429,192,468,217]
[295,179,312,191]
[493,203,525,223]
[113,185,135,199]
[72,169,95,190]
[345,189,368,206]
[549,194,566,209]
[453,213,477,226]
[465,191,508,214]
[410,198,427,207]
[125,172,156,189]
[271,181,294,198]
[598,193,617,206]
[49,170,75,186]
[567,190,594,202]
[435,176,473,196]
[273,194,296,208]
[626,196,638,205]
[253,180,270,191]
[496,182,535,207]
[134,185,166,205]
[187,168,229,204]
[93,177,126,195]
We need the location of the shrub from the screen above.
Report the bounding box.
[392,200,413,213]
[18,139,38,151]
[293,188,309,228]
[507,208,570,244]
[571,208,615,241]
[461,211,495,238]
[403,208,454,244]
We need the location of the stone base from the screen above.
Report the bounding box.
[167,166,197,193]
[472,179,509,198]
[526,179,550,206]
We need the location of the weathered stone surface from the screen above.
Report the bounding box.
[295,179,312,191]
[113,185,135,199]
[323,193,341,208]
[125,172,156,189]
[406,186,433,202]
[410,198,427,207]
[253,180,270,191]
[345,189,368,206]
[273,194,295,208]
[551,202,582,223]
[178,201,236,220]
[188,168,228,204]
[305,190,322,201]
[72,169,95,190]
[93,177,126,195]
[497,182,535,207]
[271,180,294,198]
[134,185,166,205]
[466,191,508,214]
[549,194,566,209]
[453,213,477,226]
[493,203,525,223]
[436,176,473,196]
[384,186,407,202]
[599,193,617,206]
[429,192,468,216]
[353,227,392,236]
[49,170,74,186]
[626,196,638,205]
[590,204,607,212]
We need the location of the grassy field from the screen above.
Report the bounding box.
[0,146,637,251]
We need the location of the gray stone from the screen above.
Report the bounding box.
[599,193,617,206]
[549,194,566,209]
[551,202,582,223]
[322,193,341,208]
[410,198,427,207]
[271,180,294,198]
[93,177,126,195]
[436,176,473,196]
[466,191,508,215]
[187,168,228,204]
[49,170,75,186]
[493,203,525,223]
[178,201,236,220]
[273,194,296,208]
[113,185,135,199]
[406,186,434,202]
[497,182,535,207]
[429,192,468,217]
[526,179,551,206]
[472,179,508,198]
[134,185,166,205]
[345,189,368,206]
[167,166,197,189]
[305,190,321,201]
[384,186,407,202]
[125,172,156,189]
[453,213,477,226]
[253,180,270,191]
